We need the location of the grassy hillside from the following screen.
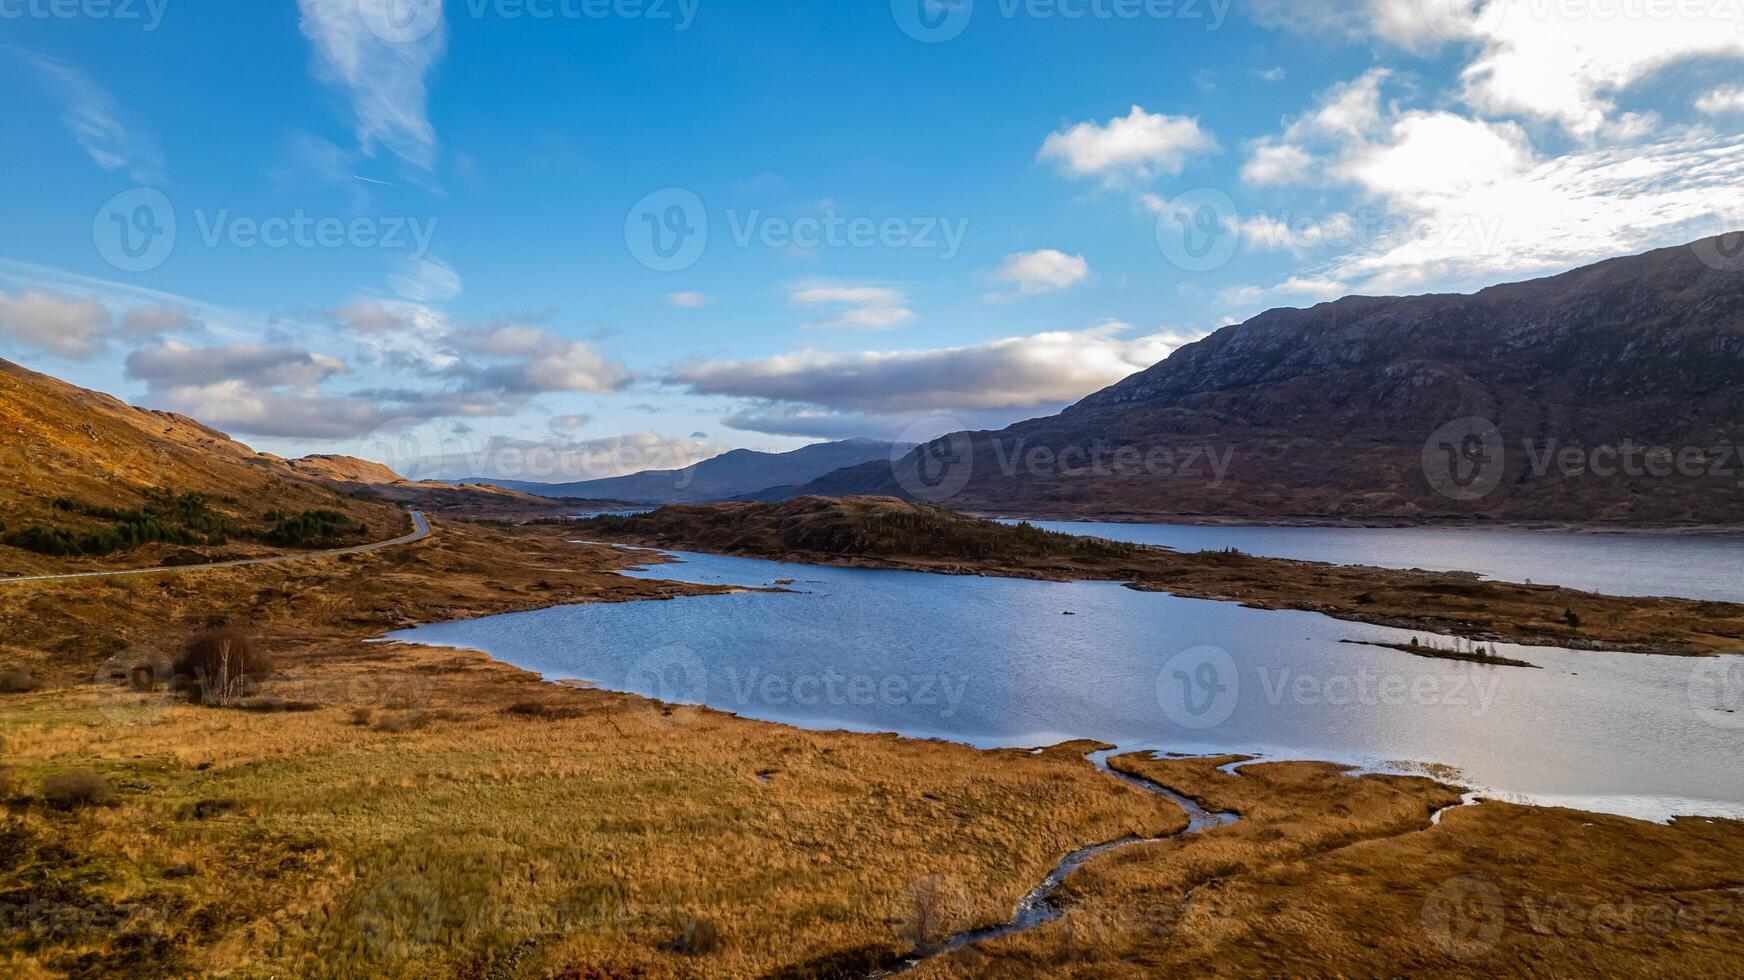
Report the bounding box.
[582,495,1140,562]
[0,358,402,573]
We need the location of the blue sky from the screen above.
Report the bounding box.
[3,0,1743,481]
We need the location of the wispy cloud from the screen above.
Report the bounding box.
[790,284,914,330]
[297,0,448,174]
[12,49,163,182]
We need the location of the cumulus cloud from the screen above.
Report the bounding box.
[1696,86,1744,116]
[549,413,592,433]
[0,291,196,360]
[145,381,397,440]
[667,292,709,308]
[1241,69,1390,186]
[989,250,1091,298]
[1232,67,1744,293]
[668,322,1201,435]
[335,300,635,396]
[1249,1,1744,138]
[1459,4,1744,137]
[126,341,349,388]
[790,284,914,330]
[1038,106,1219,186]
[444,322,636,395]
[297,0,448,172]
[0,291,114,359]
[119,305,200,338]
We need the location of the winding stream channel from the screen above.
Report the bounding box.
[872,749,1239,975]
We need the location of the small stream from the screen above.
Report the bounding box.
[870,749,1238,976]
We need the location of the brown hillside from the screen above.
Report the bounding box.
[0,358,406,575]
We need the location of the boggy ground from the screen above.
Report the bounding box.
[580,497,1744,657]
[1,518,1741,977]
[912,755,1744,977]
[0,519,1179,977]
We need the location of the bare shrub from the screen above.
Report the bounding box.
[668,915,720,956]
[0,669,39,694]
[174,629,273,706]
[350,706,374,727]
[41,770,115,810]
[898,875,968,953]
[372,711,432,734]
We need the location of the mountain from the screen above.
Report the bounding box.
[478,438,912,504]
[0,358,408,573]
[284,454,407,485]
[776,235,1744,524]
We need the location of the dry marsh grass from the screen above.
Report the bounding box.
[0,520,1177,977]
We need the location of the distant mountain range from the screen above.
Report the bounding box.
[773,235,1744,525]
[475,438,911,504]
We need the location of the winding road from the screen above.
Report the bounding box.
[0,511,429,586]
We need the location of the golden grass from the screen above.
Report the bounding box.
[0,520,1178,977]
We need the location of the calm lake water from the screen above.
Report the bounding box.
[392,549,1744,822]
[1010,521,1744,603]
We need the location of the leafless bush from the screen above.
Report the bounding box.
[0,669,40,693]
[41,770,115,810]
[174,629,273,706]
[668,915,720,956]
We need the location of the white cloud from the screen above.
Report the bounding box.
[17,51,163,182]
[1697,86,1744,115]
[790,284,914,330]
[336,299,636,395]
[388,256,462,303]
[667,291,709,308]
[989,249,1091,297]
[297,0,448,172]
[549,414,592,433]
[1241,69,1391,185]
[1459,3,1744,137]
[1219,276,1349,309]
[126,341,349,388]
[0,290,113,359]
[119,305,199,338]
[1335,111,1533,205]
[1242,0,1485,54]
[147,380,395,440]
[668,322,1201,419]
[1241,142,1316,186]
[1038,106,1219,185]
[1257,66,1287,82]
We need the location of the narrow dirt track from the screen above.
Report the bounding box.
[0,511,428,586]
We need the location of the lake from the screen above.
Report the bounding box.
[1008,521,1744,603]
[391,548,1744,823]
